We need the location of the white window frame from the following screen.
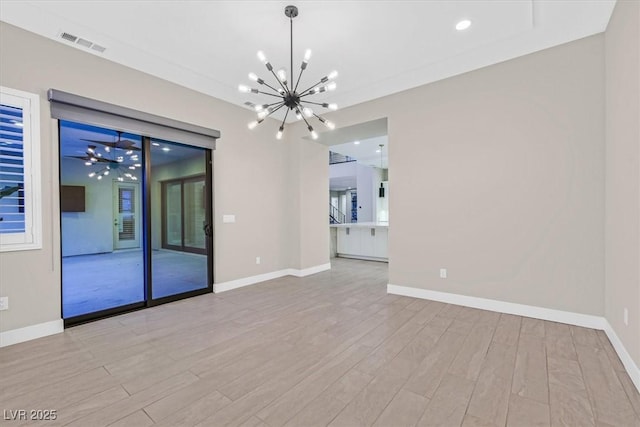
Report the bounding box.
[0,86,42,252]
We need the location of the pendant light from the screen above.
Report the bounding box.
[378,144,385,198]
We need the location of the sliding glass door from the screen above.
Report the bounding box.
[59,121,213,323]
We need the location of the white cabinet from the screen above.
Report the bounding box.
[335,226,388,261]
[374,228,388,258]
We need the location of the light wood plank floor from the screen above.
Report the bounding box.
[2,258,639,426]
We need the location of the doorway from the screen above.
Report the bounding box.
[161,175,207,255]
[113,182,140,250]
[59,121,213,323]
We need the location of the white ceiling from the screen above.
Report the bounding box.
[0,1,616,123]
[331,136,388,169]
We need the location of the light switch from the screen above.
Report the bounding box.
[223,214,236,223]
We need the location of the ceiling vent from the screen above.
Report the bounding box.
[58,31,106,54]
[60,32,77,43]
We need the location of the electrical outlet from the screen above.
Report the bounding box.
[256,256,261,265]
[624,308,628,326]
[439,268,447,279]
[0,296,8,311]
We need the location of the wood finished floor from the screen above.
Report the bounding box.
[1,258,639,427]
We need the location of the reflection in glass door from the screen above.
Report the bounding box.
[150,139,211,300]
[59,121,145,319]
[113,182,140,250]
[162,176,206,254]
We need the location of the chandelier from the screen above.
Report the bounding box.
[239,5,338,140]
[71,131,141,182]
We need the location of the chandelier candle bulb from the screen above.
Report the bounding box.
[277,68,287,84]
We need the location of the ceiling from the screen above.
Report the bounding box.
[0,1,616,124]
[331,136,388,169]
[329,135,387,191]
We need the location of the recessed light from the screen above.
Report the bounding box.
[162,147,171,152]
[354,141,360,145]
[152,142,160,146]
[456,19,472,31]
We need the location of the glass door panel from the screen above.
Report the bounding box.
[59,120,144,319]
[183,178,206,251]
[151,139,210,300]
[164,181,182,247]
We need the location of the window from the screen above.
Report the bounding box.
[0,86,41,252]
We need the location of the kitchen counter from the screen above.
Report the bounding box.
[330,222,389,261]
[330,222,389,228]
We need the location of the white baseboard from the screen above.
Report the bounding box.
[214,263,331,293]
[602,320,640,392]
[387,284,605,329]
[289,263,332,277]
[0,319,64,348]
[387,284,639,393]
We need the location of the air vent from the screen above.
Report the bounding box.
[76,38,92,48]
[60,32,77,43]
[58,31,107,54]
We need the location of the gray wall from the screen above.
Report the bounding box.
[60,157,116,256]
[294,34,606,317]
[605,0,640,369]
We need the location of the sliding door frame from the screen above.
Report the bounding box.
[60,132,214,326]
[145,137,213,307]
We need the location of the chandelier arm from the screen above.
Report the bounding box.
[298,108,313,129]
[298,80,324,96]
[265,100,286,108]
[257,90,285,98]
[299,100,329,107]
[269,69,290,94]
[263,103,287,118]
[298,90,322,98]
[260,80,284,95]
[293,67,305,93]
